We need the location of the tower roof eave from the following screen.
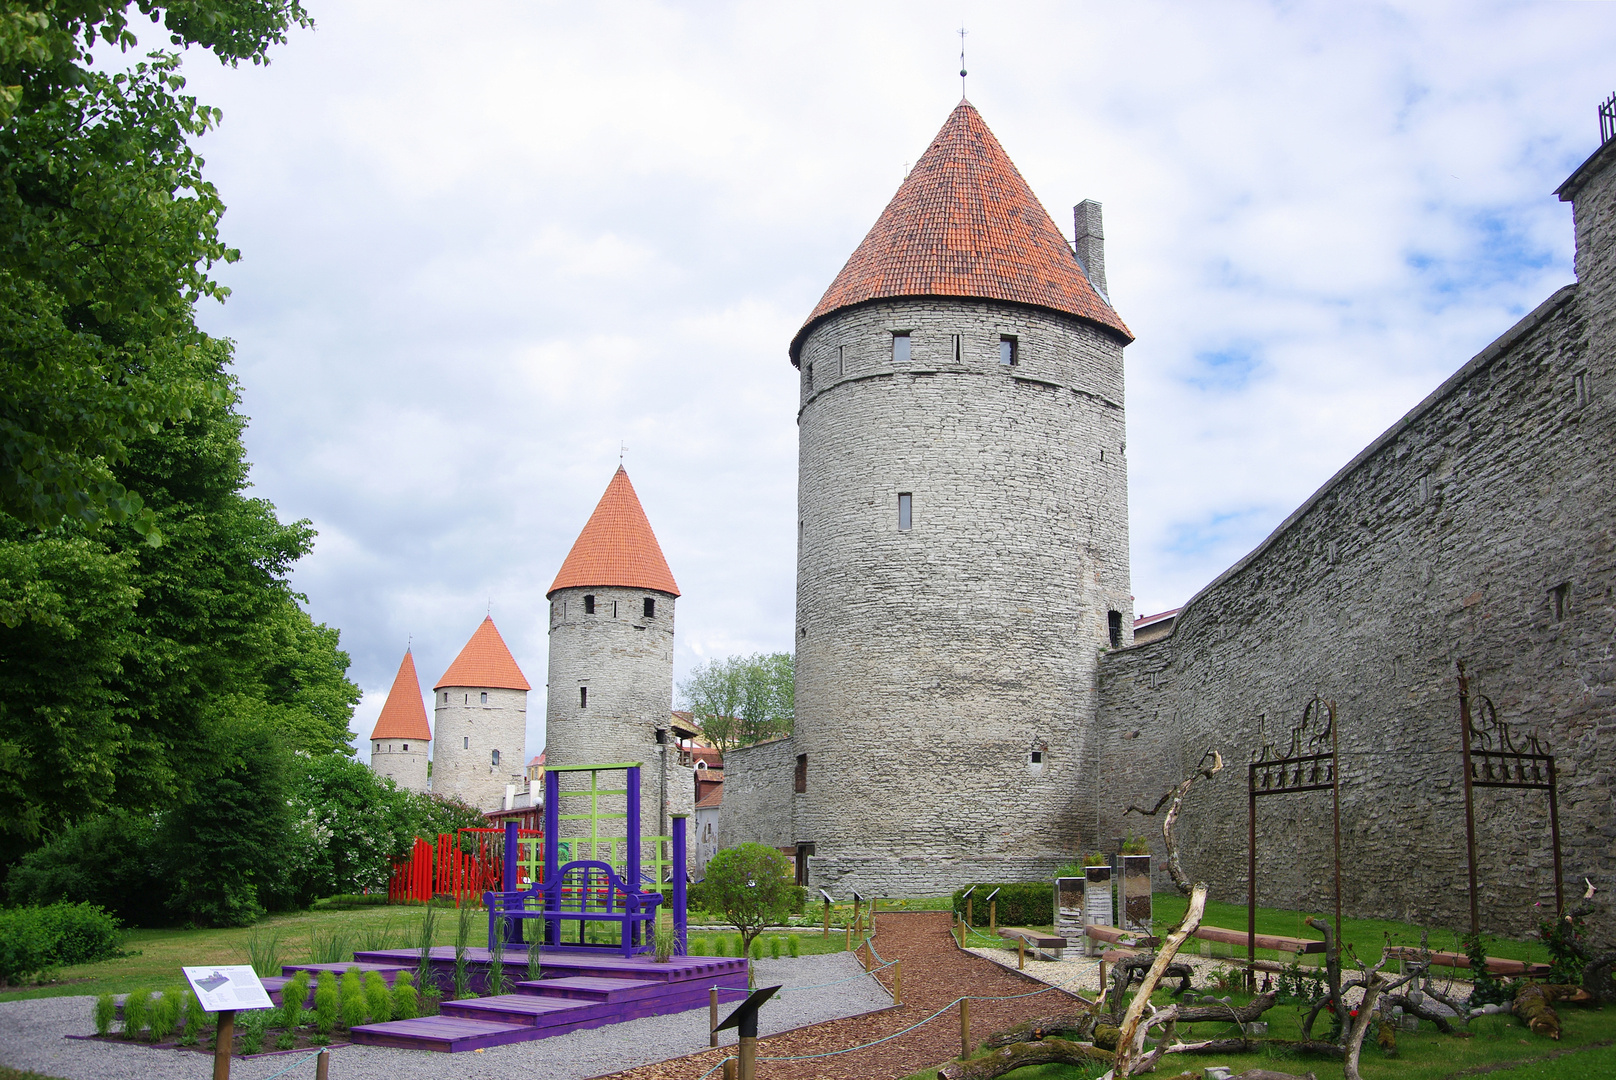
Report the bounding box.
[546,466,681,599]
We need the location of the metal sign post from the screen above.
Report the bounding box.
[714,984,782,1080]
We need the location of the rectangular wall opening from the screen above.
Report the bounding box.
[897,492,912,531]
[892,331,911,363]
[794,753,808,793]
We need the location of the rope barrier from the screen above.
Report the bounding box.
[250,1048,325,1080]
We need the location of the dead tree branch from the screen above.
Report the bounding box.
[1126,748,1224,896]
[1113,881,1208,1076]
[934,1036,1111,1080]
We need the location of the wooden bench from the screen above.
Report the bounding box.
[483,859,662,959]
[1084,923,1323,954]
[1382,946,1551,978]
[998,927,1066,958]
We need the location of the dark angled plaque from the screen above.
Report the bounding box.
[714,985,782,1038]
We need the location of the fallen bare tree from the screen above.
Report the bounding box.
[935,1037,1112,1080]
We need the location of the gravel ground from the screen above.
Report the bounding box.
[0,953,892,1080]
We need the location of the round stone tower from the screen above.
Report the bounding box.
[545,467,690,842]
[368,649,431,793]
[432,616,530,812]
[788,101,1135,894]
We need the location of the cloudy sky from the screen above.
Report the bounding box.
[134,1,1615,759]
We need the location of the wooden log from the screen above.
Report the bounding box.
[1175,991,1276,1024]
[1514,983,1561,1039]
[1382,945,1551,977]
[935,1036,1112,1080]
[1194,924,1324,955]
[981,1011,1098,1049]
[1162,1038,1341,1059]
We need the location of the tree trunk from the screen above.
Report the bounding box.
[1114,882,1207,1076]
[934,1036,1112,1080]
[980,1011,1098,1049]
[1513,983,1561,1039]
[1176,991,1276,1024]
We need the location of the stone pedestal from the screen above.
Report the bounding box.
[1055,876,1085,948]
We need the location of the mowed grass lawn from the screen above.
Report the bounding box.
[0,901,867,1003]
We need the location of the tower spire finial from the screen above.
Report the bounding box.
[958,24,968,97]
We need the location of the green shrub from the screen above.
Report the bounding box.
[93,993,116,1036]
[179,989,205,1046]
[122,988,152,1039]
[149,990,180,1042]
[749,937,761,960]
[365,971,392,1022]
[950,882,1055,928]
[313,971,339,1035]
[279,971,309,1032]
[0,902,122,982]
[307,927,352,965]
[340,968,367,1028]
[712,937,726,957]
[244,928,283,976]
[5,814,168,927]
[788,934,800,958]
[239,1010,268,1055]
[769,936,781,959]
[392,970,419,1020]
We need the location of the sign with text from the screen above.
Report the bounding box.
[182,965,273,1012]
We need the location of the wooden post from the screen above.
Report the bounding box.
[723,1058,737,1080]
[1018,938,1025,970]
[852,895,861,938]
[315,1049,330,1080]
[966,895,974,930]
[739,1036,758,1080]
[710,986,719,1047]
[212,1010,235,1080]
[845,921,851,952]
[894,960,902,1005]
[869,896,877,938]
[959,998,971,1060]
[989,900,997,935]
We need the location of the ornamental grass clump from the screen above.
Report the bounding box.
[788,935,801,958]
[364,971,393,1023]
[313,971,338,1036]
[122,988,152,1039]
[485,921,508,997]
[414,902,439,991]
[279,971,310,1032]
[391,970,419,1020]
[93,993,115,1036]
[180,990,206,1046]
[525,940,543,983]
[769,937,781,959]
[453,902,475,999]
[149,990,180,1043]
[340,968,367,1028]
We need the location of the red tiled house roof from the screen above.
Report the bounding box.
[547,467,680,599]
[790,100,1131,363]
[370,650,432,741]
[436,616,531,690]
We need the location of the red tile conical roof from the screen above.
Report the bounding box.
[435,616,531,691]
[790,101,1131,362]
[370,650,433,741]
[547,467,680,599]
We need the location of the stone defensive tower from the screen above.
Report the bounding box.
[432,616,530,812]
[545,467,692,841]
[368,649,431,793]
[785,101,1135,893]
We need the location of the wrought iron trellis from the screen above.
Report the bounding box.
[1600,91,1616,147]
[1248,696,1342,971]
[1457,662,1563,935]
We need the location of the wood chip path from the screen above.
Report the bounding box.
[597,912,1091,1080]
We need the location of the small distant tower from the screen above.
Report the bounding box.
[368,649,431,793]
[432,617,530,812]
[546,467,689,841]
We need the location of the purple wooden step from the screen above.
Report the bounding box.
[441,994,594,1027]
[514,976,661,1002]
[282,962,412,982]
[531,953,747,984]
[349,1015,534,1052]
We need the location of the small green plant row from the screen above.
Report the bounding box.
[687,934,802,959]
[94,969,438,1050]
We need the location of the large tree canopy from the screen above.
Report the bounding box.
[677,652,794,753]
[0,3,359,900]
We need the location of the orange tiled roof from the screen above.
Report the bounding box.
[370,650,432,741]
[547,467,680,599]
[790,100,1131,362]
[436,616,531,691]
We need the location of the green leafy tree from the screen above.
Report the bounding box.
[677,652,793,753]
[700,843,803,959]
[0,1,311,535]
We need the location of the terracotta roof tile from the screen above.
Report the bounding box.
[436,616,531,691]
[790,100,1131,362]
[370,650,433,741]
[547,467,680,598]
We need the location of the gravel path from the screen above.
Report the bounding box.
[599,912,1094,1080]
[0,953,892,1080]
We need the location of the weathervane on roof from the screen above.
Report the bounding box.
[958,24,968,96]
[620,440,627,464]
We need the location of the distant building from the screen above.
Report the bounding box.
[367,650,431,792]
[431,616,531,813]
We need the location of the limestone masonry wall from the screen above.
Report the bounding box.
[1094,149,1614,937]
[370,741,428,793]
[791,298,1132,892]
[716,737,798,850]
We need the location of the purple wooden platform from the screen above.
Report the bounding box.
[348,949,747,1052]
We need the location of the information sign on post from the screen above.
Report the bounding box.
[182,966,273,1012]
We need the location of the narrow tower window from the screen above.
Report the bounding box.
[892,331,911,363]
[794,754,808,793]
[443,692,448,703]
[805,362,813,390]
[492,749,500,767]
[374,742,380,754]
[897,492,913,531]
[1108,610,1123,648]
[953,334,962,362]
[579,686,588,708]
[463,737,469,750]
[1573,371,1590,407]
[644,597,656,618]
[837,345,846,377]
[583,594,596,615]
[1000,336,1018,365]
[480,691,488,704]
[1551,582,1570,622]
[402,743,408,752]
